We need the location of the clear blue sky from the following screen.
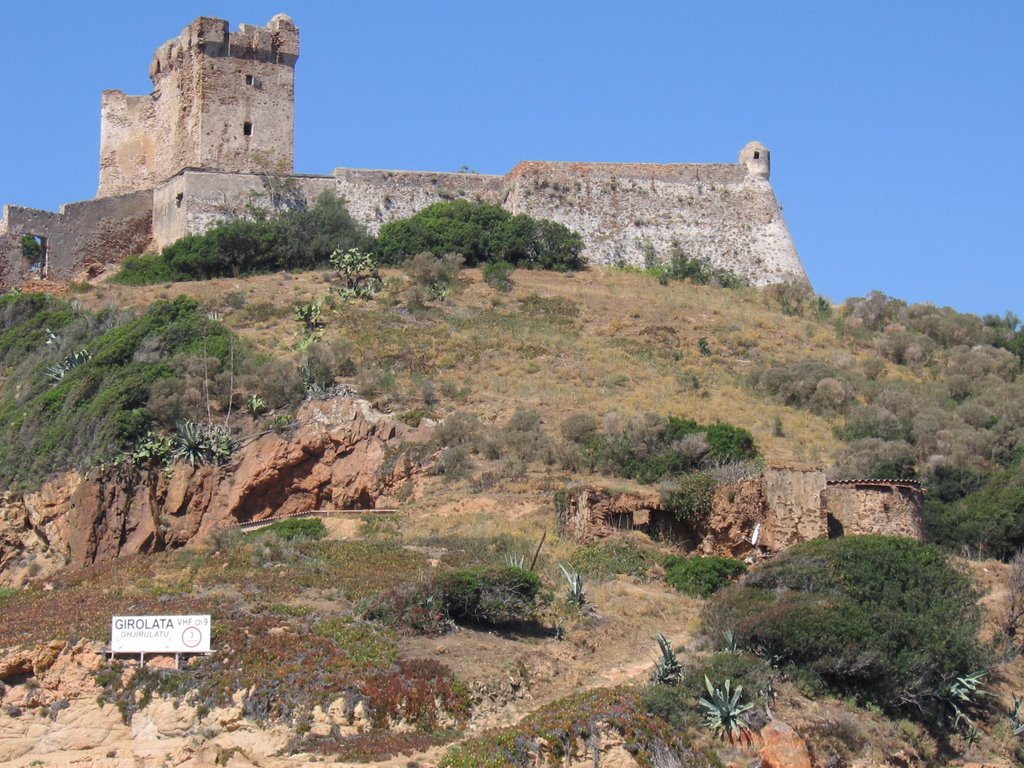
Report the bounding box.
[1,2,1020,318]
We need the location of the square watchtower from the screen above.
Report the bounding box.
[98,14,299,197]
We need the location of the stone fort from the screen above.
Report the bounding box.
[0,14,807,289]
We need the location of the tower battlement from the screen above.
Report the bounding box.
[149,14,299,80]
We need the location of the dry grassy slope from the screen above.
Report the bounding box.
[80,266,896,471]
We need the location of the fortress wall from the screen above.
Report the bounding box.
[823,482,925,539]
[333,169,504,233]
[502,161,806,286]
[0,192,152,285]
[153,170,334,249]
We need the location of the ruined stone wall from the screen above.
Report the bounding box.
[823,481,925,539]
[98,93,158,198]
[99,15,298,198]
[502,161,804,286]
[333,169,504,233]
[0,192,153,287]
[761,467,828,549]
[557,488,695,546]
[698,477,766,558]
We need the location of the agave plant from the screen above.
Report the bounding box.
[505,553,526,569]
[940,671,987,731]
[172,421,236,467]
[44,328,62,347]
[246,393,267,416]
[650,632,683,686]
[722,630,739,653]
[699,675,754,743]
[559,563,586,607]
[45,348,91,383]
[1009,694,1024,737]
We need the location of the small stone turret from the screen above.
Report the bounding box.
[739,140,770,179]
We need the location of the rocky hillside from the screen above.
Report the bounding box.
[5,260,1024,766]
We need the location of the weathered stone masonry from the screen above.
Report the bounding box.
[558,468,926,558]
[0,14,808,290]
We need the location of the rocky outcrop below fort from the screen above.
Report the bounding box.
[0,396,431,587]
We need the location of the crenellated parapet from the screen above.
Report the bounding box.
[149,14,299,80]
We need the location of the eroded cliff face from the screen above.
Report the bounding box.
[0,396,430,587]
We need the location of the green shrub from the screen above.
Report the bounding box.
[482,260,515,291]
[567,541,657,581]
[437,566,542,626]
[112,193,369,284]
[702,536,988,721]
[660,472,717,524]
[578,413,758,485]
[923,465,1024,558]
[401,252,465,303]
[0,294,251,489]
[376,199,583,271]
[664,556,746,598]
[364,565,543,633]
[705,422,758,463]
[249,518,327,542]
[660,250,746,288]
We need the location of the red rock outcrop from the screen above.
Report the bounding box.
[759,721,813,768]
[0,396,431,584]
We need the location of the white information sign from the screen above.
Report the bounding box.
[110,614,211,654]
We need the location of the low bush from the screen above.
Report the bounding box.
[578,413,759,485]
[436,566,543,626]
[401,252,464,303]
[567,540,658,581]
[482,260,515,291]
[249,518,327,542]
[702,536,988,722]
[376,199,584,271]
[363,565,543,633]
[660,472,718,525]
[112,193,369,284]
[664,556,747,598]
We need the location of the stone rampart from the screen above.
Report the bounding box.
[152,170,333,249]
[333,169,503,233]
[502,160,804,285]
